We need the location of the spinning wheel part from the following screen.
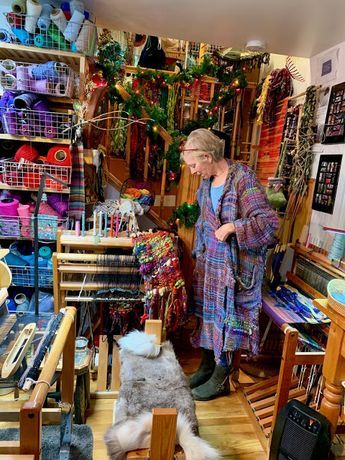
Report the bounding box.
[1,323,36,378]
[0,249,11,289]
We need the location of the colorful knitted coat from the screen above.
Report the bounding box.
[191,160,278,362]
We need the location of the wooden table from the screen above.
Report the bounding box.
[314,298,345,437]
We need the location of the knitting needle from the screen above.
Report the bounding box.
[92,210,97,236]
[98,211,103,237]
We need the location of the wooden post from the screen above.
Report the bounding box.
[52,252,59,313]
[145,320,162,344]
[61,308,76,405]
[150,408,177,460]
[20,402,41,459]
[144,137,150,181]
[160,158,167,214]
[125,123,131,167]
[230,93,242,160]
[271,326,299,430]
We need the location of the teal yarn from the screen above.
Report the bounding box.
[39,246,52,259]
[328,233,345,261]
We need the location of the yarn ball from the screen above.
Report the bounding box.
[23,172,40,188]
[39,201,62,218]
[47,194,68,216]
[14,144,39,162]
[45,178,65,191]
[46,145,71,167]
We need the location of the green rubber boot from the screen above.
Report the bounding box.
[192,364,230,401]
[189,348,215,389]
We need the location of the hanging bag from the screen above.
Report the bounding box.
[138,36,166,69]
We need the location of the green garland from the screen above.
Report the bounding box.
[169,201,200,228]
[165,131,186,174]
[97,31,125,102]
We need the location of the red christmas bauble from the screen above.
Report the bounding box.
[91,72,108,88]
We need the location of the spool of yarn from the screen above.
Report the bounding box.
[14,293,30,312]
[44,126,58,139]
[70,0,85,15]
[14,144,39,162]
[328,233,345,262]
[19,121,32,136]
[60,2,71,19]
[74,19,95,54]
[47,194,68,216]
[17,203,31,226]
[54,81,67,96]
[2,110,17,135]
[50,8,67,33]
[29,61,68,81]
[0,59,16,74]
[39,245,52,259]
[13,92,39,109]
[48,24,69,50]
[32,79,52,94]
[23,172,40,188]
[4,252,29,267]
[39,201,61,218]
[34,33,53,48]
[11,28,32,45]
[46,145,71,166]
[6,12,23,28]
[11,0,26,14]
[16,65,30,91]
[0,74,16,90]
[37,3,53,30]
[24,0,42,34]
[0,29,11,43]
[0,197,19,217]
[63,9,84,42]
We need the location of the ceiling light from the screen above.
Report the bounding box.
[245,40,266,52]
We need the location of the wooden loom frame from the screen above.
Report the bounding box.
[238,322,325,451]
[0,307,76,460]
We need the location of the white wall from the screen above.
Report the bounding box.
[308,42,345,249]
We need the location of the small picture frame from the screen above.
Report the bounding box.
[322,82,345,144]
[312,154,342,214]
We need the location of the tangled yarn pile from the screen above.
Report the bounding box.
[133,231,187,333]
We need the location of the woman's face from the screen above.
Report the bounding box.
[183,151,213,179]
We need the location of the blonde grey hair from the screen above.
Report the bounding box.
[183,128,225,162]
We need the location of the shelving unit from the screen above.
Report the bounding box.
[0,42,87,305]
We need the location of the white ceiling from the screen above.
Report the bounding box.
[84,0,345,58]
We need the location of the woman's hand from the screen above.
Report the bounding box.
[215,223,235,241]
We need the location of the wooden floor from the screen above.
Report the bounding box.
[88,346,268,460]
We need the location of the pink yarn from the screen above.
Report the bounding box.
[39,201,62,219]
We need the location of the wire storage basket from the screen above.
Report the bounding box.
[9,265,53,288]
[120,178,155,213]
[0,107,72,140]
[0,59,75,97]
[4,12,97,56]
[0,215,68,240]
[0,160,71,191]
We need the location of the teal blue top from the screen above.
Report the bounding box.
[210,183,224,212]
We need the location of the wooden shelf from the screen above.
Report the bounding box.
[0,42,84,71]
[0,183,70,194]
[0,134,70,144]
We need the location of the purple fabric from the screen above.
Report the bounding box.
[16,66,30,91]
[191,160,278,363]
[2,110,17,134]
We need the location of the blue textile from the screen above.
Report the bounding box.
[210,183,224,212]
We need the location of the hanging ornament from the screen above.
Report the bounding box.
[91,71,108,88]
[168,170,177,182]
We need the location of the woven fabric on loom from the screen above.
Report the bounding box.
[68,139,85,219]
[256,98,289,186]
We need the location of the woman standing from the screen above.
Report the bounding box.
[181,128,278,401]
